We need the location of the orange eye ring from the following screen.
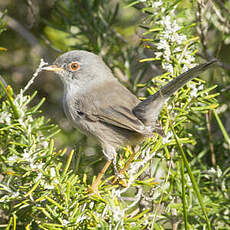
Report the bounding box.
[69,62,80,71]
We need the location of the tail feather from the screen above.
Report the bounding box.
[133,60,217,125]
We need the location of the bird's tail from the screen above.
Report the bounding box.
[133,59,217,126]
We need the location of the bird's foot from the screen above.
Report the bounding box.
[87,184,101,197]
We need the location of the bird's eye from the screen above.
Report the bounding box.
[69,62,80,71]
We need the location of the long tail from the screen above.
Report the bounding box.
[133,60,217,125]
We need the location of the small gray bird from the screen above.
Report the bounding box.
[43,50,216,190]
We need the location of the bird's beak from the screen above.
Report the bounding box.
[42,65,63,72]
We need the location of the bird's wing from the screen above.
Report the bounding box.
[90,105,146,133]
[73,81,147,134]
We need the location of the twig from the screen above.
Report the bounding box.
[196,0,209,58]
[214,0,230,15]
[206,111,216,166]
[22,59,48,93]
[210,0,230,30]
[0,11,47,58]
[0,11,38,46]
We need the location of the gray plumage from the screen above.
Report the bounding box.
[43,50,216,160]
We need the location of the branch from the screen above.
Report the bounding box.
[0,11,49,58]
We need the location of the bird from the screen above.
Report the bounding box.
[42,50,216,192]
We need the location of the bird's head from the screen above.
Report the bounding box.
[43,50,114,88]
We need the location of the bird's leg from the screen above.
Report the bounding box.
[89,160,112,194]
[112,146,138,185]
[89,147,118,193]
